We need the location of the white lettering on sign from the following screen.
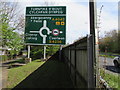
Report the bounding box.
[28,7,64,14]
[31,17,51,20]
[31,8,48,11]
[26,37,37,40]
[49,36,65,40]
[25,33,38,37]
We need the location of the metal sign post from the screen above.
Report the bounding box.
[28,45,30,58]
[25,45,32,63]
[44,46,46,59]
[59,45,62,61]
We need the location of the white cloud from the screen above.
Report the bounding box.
[99,16,118,38]
[65,2,89,44]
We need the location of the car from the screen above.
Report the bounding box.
[113,56,120,68]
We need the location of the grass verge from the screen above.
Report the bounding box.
[100,52,120,58]
[7,59,45,88]
[100,69,120,89]
[99,55,115,58]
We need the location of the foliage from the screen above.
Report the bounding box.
[1,22,23,56]
[0,2,24,31]
[99,30,119,53]
[30,45,60,59]
[99,54,115,58]
[46,45,60,56]
[0,55,8,61]
[0,2,24,57]
[100,69,120,89]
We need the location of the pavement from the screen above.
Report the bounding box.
[0,62,9,89]
[0,57,22,89]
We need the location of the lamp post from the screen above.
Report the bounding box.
[89,0,98,88]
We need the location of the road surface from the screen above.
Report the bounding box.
[99,57,120,75]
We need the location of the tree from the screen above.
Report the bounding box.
[118,30,120,52]
[0,1,24,58]
[99,30,119,53]
[30,45,60,59]
[46,45,60,56]
[0,2,24,31]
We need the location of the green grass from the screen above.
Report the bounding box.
[100,52,120,58]
[100,69,120,89]
[7,59,45,88]
[99,54,115,58]
[0,55,8,62]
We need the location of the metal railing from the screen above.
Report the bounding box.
[61,35,95,88]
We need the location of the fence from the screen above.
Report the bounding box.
[61,35,95,88]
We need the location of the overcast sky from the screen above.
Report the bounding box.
[3,0,119,44]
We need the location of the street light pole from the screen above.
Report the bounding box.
[89,0,98,88]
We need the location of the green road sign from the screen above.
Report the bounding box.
[25,6,66,45]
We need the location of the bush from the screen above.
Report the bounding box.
[0,55,8,61]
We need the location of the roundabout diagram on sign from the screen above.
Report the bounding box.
[30,20,52,44]
[29,20,63,44]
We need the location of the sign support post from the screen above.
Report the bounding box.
[59,45,62,61]
[44,46,46,59]
[25,45,31,64]
[28,45,30,58]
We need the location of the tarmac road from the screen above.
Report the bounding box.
[99,57,120,75]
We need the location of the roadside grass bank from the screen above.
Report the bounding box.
[100,69,120,89]
[99,52,120,58]
[99,54,115,58]
[7,59,45,88]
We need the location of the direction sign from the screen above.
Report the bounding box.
[24,6,66,45]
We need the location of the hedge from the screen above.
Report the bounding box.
[0,55,8,61]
